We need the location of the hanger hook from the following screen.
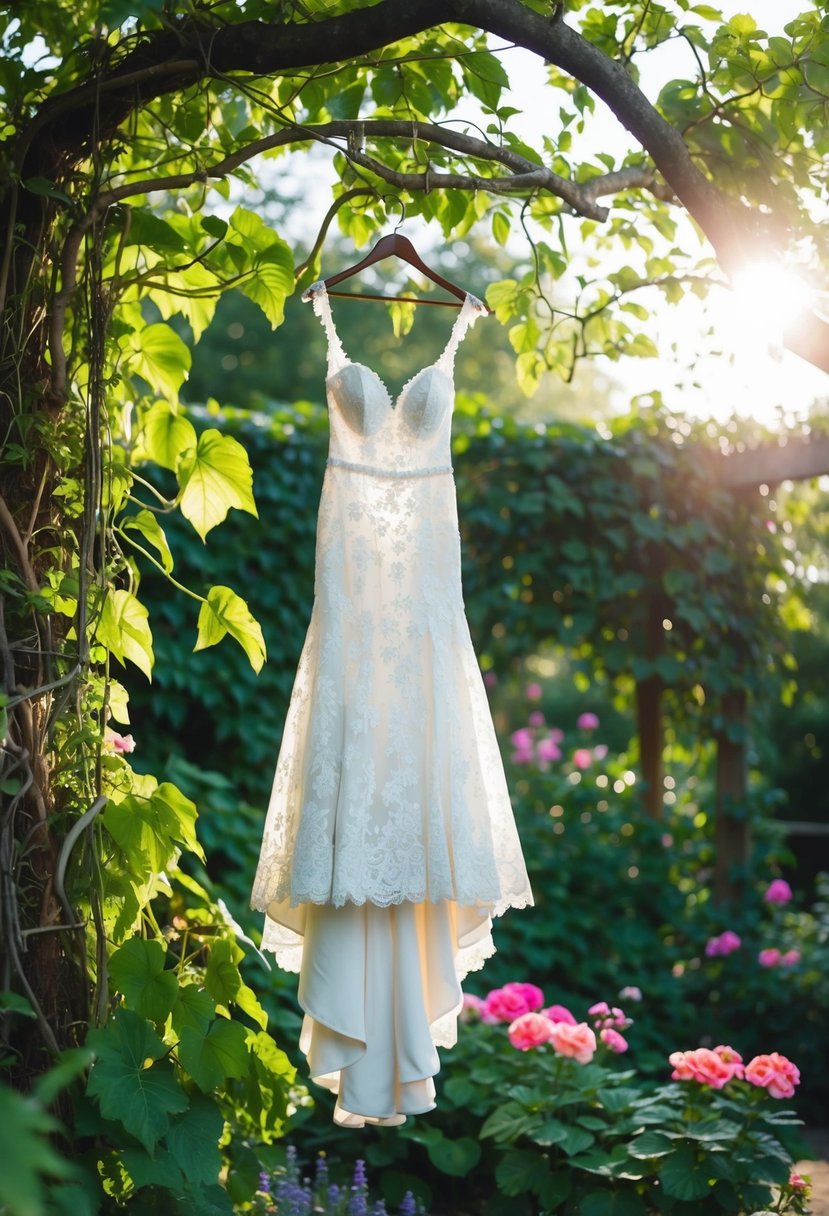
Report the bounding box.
[378,193,406,233]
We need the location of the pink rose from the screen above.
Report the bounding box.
[548,1021,597,1064]
[526,682,542,701]
[508,1012,553,1051]
[745,1052,801,1099]
[483,987,531,1023]
[572,748,593,770]
[588,1001,610,1017]
[503,982,545,1012]
[600,1027,628,1053]
[759,947,782,967]
[764,879,792,904]
[510,728,533,751]
[577,712,599,730]
[789,1171,809,1193]
[669,1047,734,1089]
[713,1044,745,1080]
[543,1003,576,1025]
[706,930,742,957]
[780,949,800,966]
[537,737,562,762]
[528,710,545,727]
[619,986,642,1001]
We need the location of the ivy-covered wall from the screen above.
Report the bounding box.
[126,398,789,807]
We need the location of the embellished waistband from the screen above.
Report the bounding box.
[326,457,453,479]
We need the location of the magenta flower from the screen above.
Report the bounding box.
[528,710,545,727]
[502,981,545,1012]
[600,1027,628,1053]
[537,737,562,763]
[543,1003,576,1025]
[780,948,800,966]
[577,712,600,730]
[549,727,564,743]
[510,728,533,750]
[484,987,533,1023]
[759,947,782,967]
[588,1001,610,1017]
[706,930,742,957]
[104,729,136,754]
[764,878,793,904]
[572,748,592,770]
[461,993,484,1021]
[526,682,542,701]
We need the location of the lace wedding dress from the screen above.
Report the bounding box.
[250,280,533,1126]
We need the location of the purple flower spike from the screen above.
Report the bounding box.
[352,1158,368,1190]
[400,1193,417,1216]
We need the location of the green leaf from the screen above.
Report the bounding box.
[177,429,258,541]
[227,208,294,329]
[495,1148,551,1197]
[204,938,243,1005]
[596,1086,641,1113]
[153,781,205,863]
[123,210,187,253]
[165,1096,224,1186]
[628,1130,675,1158]
[195,585,266,672]
[97,589,154,680]
[123,509,174,573]
[480,1100,539,1142]
[0,1085,75,1216]
[178,1018,249,1092]
[492,211,510,247]
[426,1134,481,1178]
[137,401,197,472]
[659,1142,713,1201]
[85,1008,189,1152]
[119,1148,183,1192]
[171,984,216,1040]
[125,323,192,399]
[579,1191,647,1216]
[109,937,179,1024]
[23,176,74,207]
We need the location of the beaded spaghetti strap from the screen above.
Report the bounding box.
[302,280,348,375]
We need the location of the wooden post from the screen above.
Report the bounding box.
[713,687,750,906]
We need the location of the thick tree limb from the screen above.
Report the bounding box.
[14,0,829,375]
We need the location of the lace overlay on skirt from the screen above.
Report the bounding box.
[250,281,533,1125]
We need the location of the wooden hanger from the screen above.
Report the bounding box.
[321,231,491,312]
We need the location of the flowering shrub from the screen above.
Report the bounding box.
[254,1148,427,1215]
[369,980,810,1216]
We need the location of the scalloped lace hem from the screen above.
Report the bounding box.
[250,884,534,916]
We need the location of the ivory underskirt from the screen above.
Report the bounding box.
[262,897,496,1126]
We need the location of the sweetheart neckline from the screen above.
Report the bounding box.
[326,359,451,413]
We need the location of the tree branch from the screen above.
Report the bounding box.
[18,0,829,375]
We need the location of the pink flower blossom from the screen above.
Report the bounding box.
[764,878,793,904]
[706,930,742,957]
[483,987,532,1023]
[528,710,545,727]
[548,1021,597,1064]
[484,671,498,687]
[593,744,608,760]
[759,947,782,967]
[537,737,562,763]
[669,1047,734,1089]
[510,728,533,750]
[572,748,593,770]
[789,1171,810,1194]
[548,727,564,743]
[780,949,801,966]
[543,1003,576,1025]
[744,1052,801,1099]
[588,1001,610,1017]
[600,1027,628,1053]
[104,729,136,754]
[619,986,642,1002]
[461,993,484,1020]
[712,1044,745,1080]
[502,982,545,1012]
[577,712,600,730]
[508,1012,553,1051]
[526,682,542,701]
